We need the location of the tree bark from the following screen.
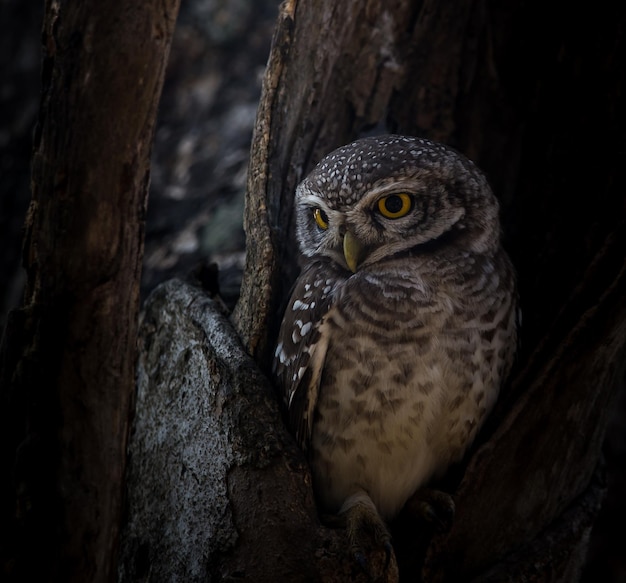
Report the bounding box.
[122,0,625,581]
[120,278,379,582]
[0,1,180,581]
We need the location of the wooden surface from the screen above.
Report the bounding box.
[0,1,180,581]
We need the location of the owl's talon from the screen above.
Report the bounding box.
[406,488,456,533]
[383,541,393,570]
[341,492,396,579]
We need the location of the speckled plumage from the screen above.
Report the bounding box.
[273,135,517,525]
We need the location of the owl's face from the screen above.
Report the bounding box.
[295,135,500,272]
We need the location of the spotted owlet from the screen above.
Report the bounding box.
[273,135,517,563]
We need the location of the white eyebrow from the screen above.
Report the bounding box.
[300,193,329,208]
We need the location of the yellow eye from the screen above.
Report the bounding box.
[314,208,329,230]
[377,193,413,219]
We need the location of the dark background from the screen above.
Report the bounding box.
[0,1,623,579]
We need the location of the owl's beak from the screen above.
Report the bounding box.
[343,230,364,273]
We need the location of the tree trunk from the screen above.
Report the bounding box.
[0,1,180,581]
[122,0,625,581]
[120,278,369,583]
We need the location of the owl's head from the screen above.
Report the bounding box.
[294,135,501,272]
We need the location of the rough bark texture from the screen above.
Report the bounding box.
[0,1,180,581]
[121,0,625,581]
[120,278,392,582]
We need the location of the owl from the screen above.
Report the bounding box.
[273,135,517,563]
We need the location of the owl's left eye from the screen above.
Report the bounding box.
[377,193,413,219]
[314,208,329,230]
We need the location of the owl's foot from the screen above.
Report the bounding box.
[334,491,397,581]
[405,488,455,533]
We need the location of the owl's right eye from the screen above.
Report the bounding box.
[314,208,329,230]
[377,193,413,219]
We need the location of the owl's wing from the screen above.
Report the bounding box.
[273,263,337,452]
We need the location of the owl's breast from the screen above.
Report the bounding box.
[309,257,516,519]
